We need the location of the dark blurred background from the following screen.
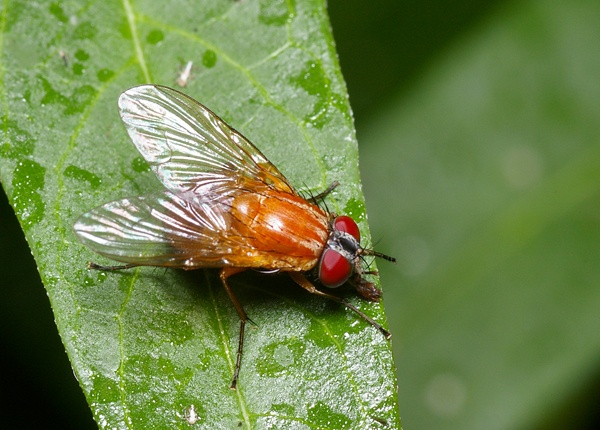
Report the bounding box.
[330,0,499,128]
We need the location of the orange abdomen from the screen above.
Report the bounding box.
[229,189,329,271]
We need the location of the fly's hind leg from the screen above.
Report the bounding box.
[220,267,249,390]
[289,272,391,339]
[307,181,339,204]
[88,262,138,270]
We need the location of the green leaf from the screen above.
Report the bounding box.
[0,0,399,428]
[359,0,600,429]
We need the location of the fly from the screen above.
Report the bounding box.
[73,85,395,389]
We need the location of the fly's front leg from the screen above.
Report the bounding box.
[289,272,391,339]
[220,267,249,389]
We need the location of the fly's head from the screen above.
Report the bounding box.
[317,215,395,301]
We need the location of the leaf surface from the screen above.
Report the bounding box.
[0,0,400,428]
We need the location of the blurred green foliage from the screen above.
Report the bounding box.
[333,0,600,429]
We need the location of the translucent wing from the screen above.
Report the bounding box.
[118,85,295,196]
[73,191,258,268]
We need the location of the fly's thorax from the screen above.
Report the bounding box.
[228,189,329,270]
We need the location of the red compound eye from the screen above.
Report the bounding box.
[319,248,352,288]
[334,216,360,241]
